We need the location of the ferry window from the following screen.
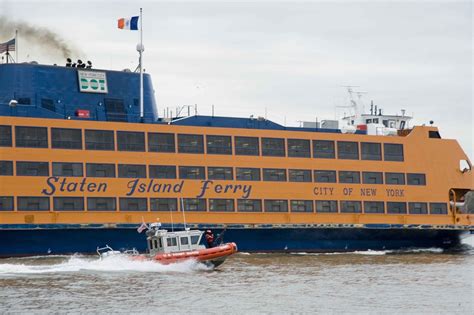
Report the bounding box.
[183,198,207,211]
[430,203,448,215]
[208,167,233,180]
[178,134,204,154]
[149,165,177,179]
[236,168,260,181]
[387,202,407,214]
[237,199,262,212]
[16,161,49,176]
[104,98,127,122]
[15,126,48,148]
[290,200,313,212]
[235,136,259,156]
[362,172,383,184]
[17,197,50,211]
[148,132,175,152]
[167,237,178,247]
[52,162,83,177]
[340,201,362,213]
[87,197,116,211]
[118,164,147,178]
[287,139,310,158]
[209,199,235,212]
[264,200,288,212]
[51,128,82,149]
[384,143,404,161]
[86,163,116,178]
[364,201,385,214]
[0,197,14,211]
[119,198,148,211]
[361,142,381,161]
[407,173,426,185]
[0,161,13,176]
[289,169,312,182]
[314,170,337,183]
[408,202,428,214]
[180,237,189,246]
[337,141,359,160]
[41,98,55,112]
[153,240,158,249]
[385,172,405,185]
[263,168,287,182]
[0,125,12,147]
[339,171,360,184]
[53,197,84,211]
[313,140,335,159]
[17,97,31,105]
[85,130,115,151]
[179,166,205,180]
[429,131,441,139]
[207,135,232,155]
[315,200,338,213]
[150,198,178,211]
[191,235,200,245]
[117,131,145,152]
[261,138,285,157]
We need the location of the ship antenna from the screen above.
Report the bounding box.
[180,198,188,230]
[169,204,174,232]
[138,7,144,121]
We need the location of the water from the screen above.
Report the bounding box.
[1,242,473,314]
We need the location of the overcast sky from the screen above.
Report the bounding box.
[1,0,472,158]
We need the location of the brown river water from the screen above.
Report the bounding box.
[0,239,473,314]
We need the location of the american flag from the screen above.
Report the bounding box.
[0,38,15,54]
[137,222,149,233]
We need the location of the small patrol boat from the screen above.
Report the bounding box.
[141,223,237,267]
[98,222,237,268]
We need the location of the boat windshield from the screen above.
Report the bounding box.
[191,235,200,245]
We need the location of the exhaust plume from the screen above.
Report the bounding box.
[0,16,81,59]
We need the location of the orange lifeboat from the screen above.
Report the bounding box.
[138,222,237,267]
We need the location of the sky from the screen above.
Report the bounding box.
[0,0,472,158]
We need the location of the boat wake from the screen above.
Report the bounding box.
[0,254,212,276]
[288,247,445,256]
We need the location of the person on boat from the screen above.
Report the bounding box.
[205,230,215,248]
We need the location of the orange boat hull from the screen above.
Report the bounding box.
[133,242,238,267]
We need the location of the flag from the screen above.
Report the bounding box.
[0,38,15,54]
[118,16,139,30]
[137,222,148,233]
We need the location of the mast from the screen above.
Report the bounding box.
[15,30,18,63]
[139,7,144,121]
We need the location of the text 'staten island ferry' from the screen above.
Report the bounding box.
[0,58,473,257]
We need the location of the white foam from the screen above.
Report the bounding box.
[0,254,212,275]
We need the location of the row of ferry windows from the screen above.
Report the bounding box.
[0,197,447,214]
[0,125,404,161]
[0,161,426,185]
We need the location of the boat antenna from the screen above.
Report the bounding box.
[169,204,174,232]
[180,198,188,230]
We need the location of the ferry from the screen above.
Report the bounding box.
[0,60,473,257]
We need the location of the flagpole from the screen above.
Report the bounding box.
[15,30,18,63]
[139,7,144,121]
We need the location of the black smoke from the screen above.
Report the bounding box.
[0,16,81,58]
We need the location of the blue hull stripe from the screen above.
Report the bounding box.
[0,225,464,257]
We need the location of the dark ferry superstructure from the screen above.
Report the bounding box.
[0,62,473,257]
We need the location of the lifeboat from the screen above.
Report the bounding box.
[119,222,238,268]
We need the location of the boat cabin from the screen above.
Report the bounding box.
[145,223,205,255]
